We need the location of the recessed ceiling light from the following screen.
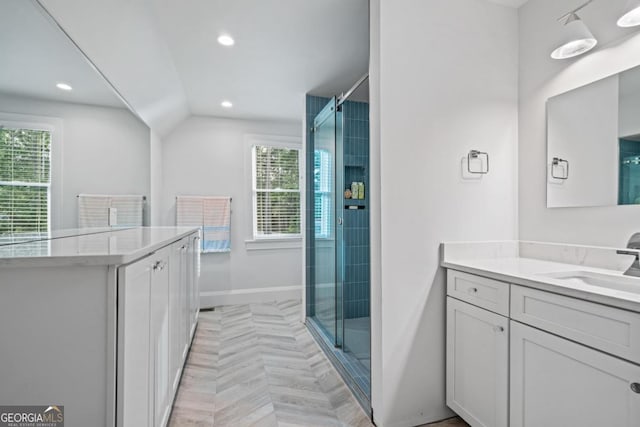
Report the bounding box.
[217,35,235,46]
[56,82,72,91]
[221,101,233,108]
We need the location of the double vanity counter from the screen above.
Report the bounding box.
[0,227,201,427]
[442,241,640,427]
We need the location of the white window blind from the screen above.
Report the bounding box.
[313,149,332,239]
[252,144,301,238]
[0,126,51,236]
[77,194,145,228]
[176,196,231,253]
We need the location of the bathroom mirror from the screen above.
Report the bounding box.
[547,63,640,208]
[0,0,150,234]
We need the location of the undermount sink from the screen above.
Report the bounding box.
[541,271,640,295]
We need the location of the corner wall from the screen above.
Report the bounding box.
[519,0,640,247]
[373,0,519,425]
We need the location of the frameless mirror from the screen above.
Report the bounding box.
[0,0,149,238]
[547,64,640,208]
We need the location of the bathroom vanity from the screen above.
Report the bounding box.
[0,227,200,427]
[441,241,640,427]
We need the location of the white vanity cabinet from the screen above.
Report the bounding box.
[446,296,509,427]
[118,233,200,427]
[0,227,200,427]
[446,268,640,427]
[509,284,640,427]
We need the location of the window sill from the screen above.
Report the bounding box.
[245,237,302,251]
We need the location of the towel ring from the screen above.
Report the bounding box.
[467,150,489,174]
[551,157,569,180]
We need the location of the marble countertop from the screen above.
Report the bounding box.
[0,227,133,247]
[441,241,640,313]
[0,227,200,268]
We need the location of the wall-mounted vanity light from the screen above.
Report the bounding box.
[551,0,598,59]
[618,0,640,27]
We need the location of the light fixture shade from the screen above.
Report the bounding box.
[551,14,598,60]
[618,0,640,27]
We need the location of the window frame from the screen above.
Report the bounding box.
[0,114,61,236]
[246,134,302,244]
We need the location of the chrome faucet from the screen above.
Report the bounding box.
[617,233,640,277]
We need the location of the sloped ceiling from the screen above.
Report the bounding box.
[150,0,369,121]
[38,0,190,136]
[38,0,369,135]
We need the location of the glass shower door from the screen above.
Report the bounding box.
[313,98,343,346]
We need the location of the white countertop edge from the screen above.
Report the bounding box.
[441,260,640,314]
[0,227,201,268]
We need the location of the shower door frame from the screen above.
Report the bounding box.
[312,97,344,348]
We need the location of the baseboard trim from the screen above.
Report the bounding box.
[200,285,301,308]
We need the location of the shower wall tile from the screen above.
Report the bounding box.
[306,96,369,320]
[342,100,370,320]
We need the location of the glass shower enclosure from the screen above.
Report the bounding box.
[306,91,371,409]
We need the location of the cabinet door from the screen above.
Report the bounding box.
[510,321,640,427]
[169,239,188,393]
[447,297,509,427]
[188,234,200,339]
[117,256,154,427]
[150,248,171,427]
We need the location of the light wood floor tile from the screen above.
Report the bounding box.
[168,301,370,426]
[169,300,468,427]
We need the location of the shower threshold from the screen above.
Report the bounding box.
[306,317,372,416]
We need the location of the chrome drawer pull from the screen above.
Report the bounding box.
[631,383,640,393]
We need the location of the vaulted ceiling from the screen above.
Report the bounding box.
[37,0,369,135]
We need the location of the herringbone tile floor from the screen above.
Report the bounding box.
[168,300,468,427]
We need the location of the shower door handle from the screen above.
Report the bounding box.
[337,217,343,226]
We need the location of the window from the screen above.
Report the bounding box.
[314,149,332,239]
[0,126,51,236]
[252,144,300,238]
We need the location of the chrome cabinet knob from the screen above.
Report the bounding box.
[469,287,478,293]
[494,326,505,333]
[631,383,640,393]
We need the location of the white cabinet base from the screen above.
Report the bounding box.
[510,321,640,427]
[447,297,509,427]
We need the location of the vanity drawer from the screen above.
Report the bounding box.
[511,285,640,364]
[447,270,510,316]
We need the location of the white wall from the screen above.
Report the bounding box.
[149,129,163,225]
[0,94,150,229]
[160,116,303,307]
[619,68,640,138]
[519,0,640,247]
[373,1,518,425]
[369,0,383,422]
[546,74,619,208]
